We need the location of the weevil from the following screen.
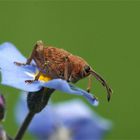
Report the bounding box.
[14,41,112,101]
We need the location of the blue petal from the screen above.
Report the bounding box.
[15,97,112,140]
[0,42,26,69]
[41,79,99,106]
[0,66,41,92]
[54,100,112,140]
[0,42,41,92]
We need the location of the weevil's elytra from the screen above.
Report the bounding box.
[14,40,112,101]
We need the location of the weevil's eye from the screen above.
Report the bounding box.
[84,65,90,73]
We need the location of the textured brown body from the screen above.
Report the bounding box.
[14,41,112,101]
[33,46,90,83]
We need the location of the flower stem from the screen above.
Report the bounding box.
[14,88,54,140]
[14,111,35,140]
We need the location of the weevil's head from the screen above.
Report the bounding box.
[69,65,91,83]
[68,55,112,102]
[68,56,91,83]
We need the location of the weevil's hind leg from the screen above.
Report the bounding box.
[14,56,33,66]
[87,75,92,93]
[14,40,44,66]
[25,71,41,84]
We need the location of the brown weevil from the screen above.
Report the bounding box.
[14,41,112,101]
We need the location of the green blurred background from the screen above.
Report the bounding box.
[0,1,140,139]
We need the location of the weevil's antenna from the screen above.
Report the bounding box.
[90,69,112,101]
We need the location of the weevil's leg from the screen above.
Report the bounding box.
[25,60,49,84]
[14,62,26,66]
[14,40,44,66]
[87,75,92,93]
[25,71,41,84]
[14,55,34,66]
[14,46,36,66]
[64,56,69,81]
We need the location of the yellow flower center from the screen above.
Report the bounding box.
[38,73,51,82]
[25,71,52,82]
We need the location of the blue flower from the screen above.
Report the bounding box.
[0,42,98,106]
[15,94,112,140]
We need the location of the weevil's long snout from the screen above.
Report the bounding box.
[90,70,112,101]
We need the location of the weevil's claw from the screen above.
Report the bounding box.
[25,80,34,84]
[14,61,26,66]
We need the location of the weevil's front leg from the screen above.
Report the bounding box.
[14,40,44,66]
[87,75,92,92]
[25,61,49,84]
[25,71,41,84]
